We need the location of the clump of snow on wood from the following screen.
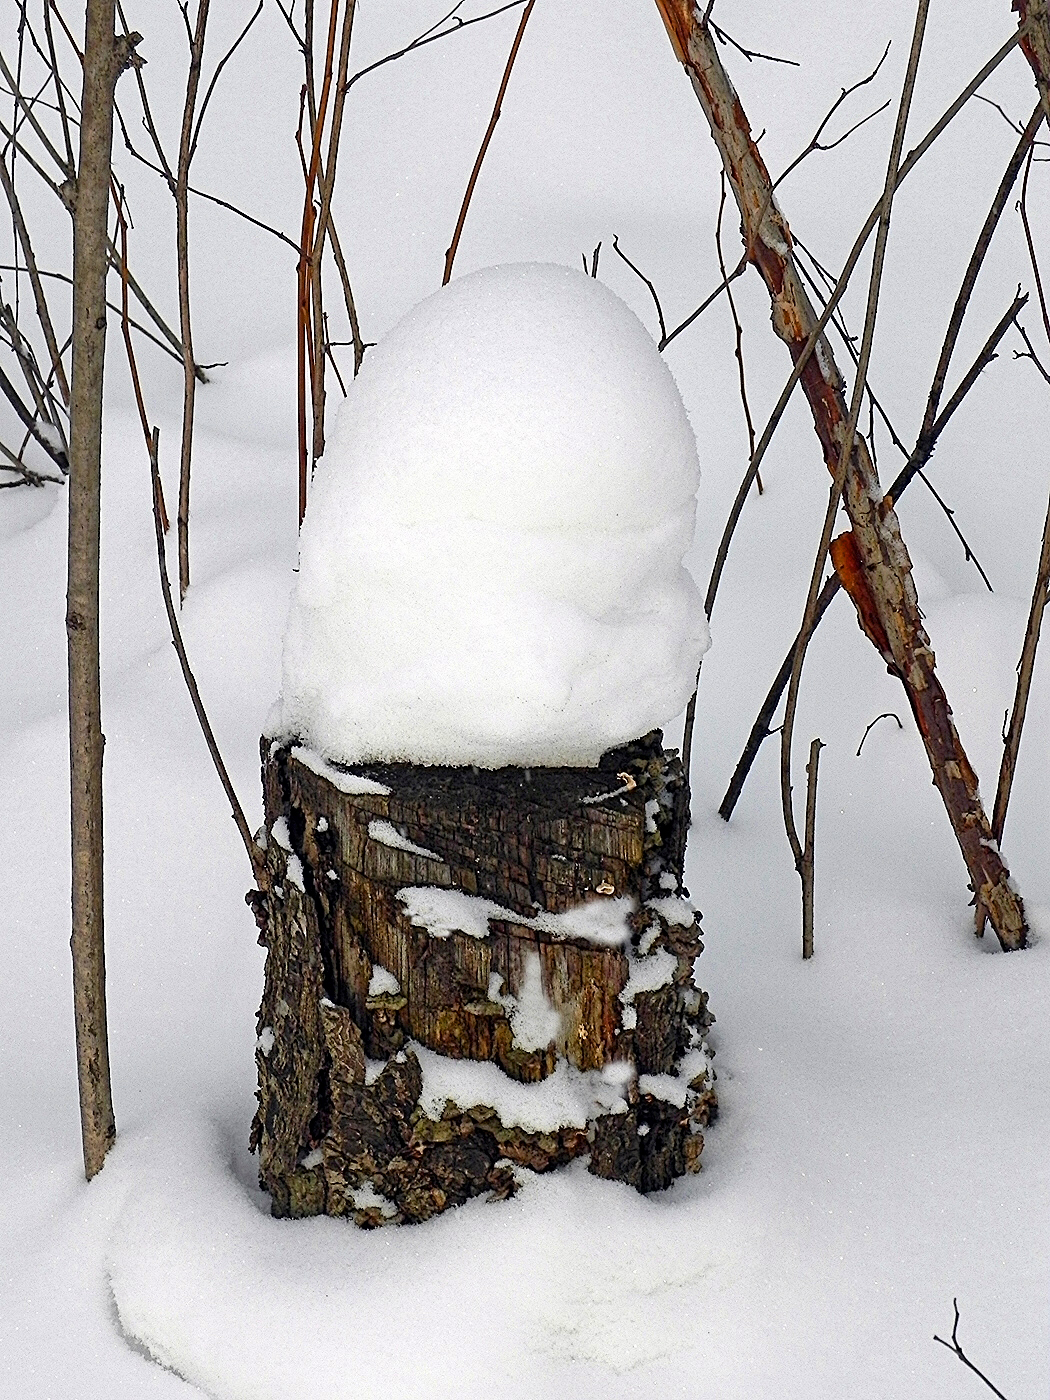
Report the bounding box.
[645,895,698,927]
[412,1042,631,1132]
[276,262,708,768]
[289,745,390,796]
[497,955,563,1051]
[366,818,440,860]
[367,964,400,998]
[397,884,633,947]
[637,1046,714,1109]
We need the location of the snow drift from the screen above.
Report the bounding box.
[275,262,708,767]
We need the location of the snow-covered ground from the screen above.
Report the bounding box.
[2,2,1048,1395]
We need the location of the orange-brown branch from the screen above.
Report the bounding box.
[655,0,1027,949]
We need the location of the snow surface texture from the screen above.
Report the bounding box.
[5,3,1050,1398]
[276,262,709,767]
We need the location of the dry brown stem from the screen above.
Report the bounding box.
[655,0,1027,949]
[113,192,266,892]
[801,737,823,960]
[175,0,210,601]
[443,0,535,285]
[719,94,1040,822]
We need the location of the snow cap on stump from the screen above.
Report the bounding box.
[277,261,709,767]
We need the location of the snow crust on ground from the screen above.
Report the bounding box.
[4,3,1050,1397]
[276,262,709,767]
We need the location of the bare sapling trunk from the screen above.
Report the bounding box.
[68,0,130,1180]
[654,1,1028,950]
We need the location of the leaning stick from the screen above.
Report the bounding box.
[654,1,1027,950]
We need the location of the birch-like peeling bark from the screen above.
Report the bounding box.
[1014,0,1050,123]
[654,1,1027,950]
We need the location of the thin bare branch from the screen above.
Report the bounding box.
[856,711,902,756]
[779,0,930,892]
[610,235,667,345]
[919,101,1043,448]
[934,1301,1010,1400]
[715,171,760,493]
[344,0,528,96]
[114,189,265,889]
[0,151,70,403]
[189,0,263,164]
[771,42,892,195]
[1019,141,1050,346]
[719,289,1025,822]
[801,737,823,960]
[443,0,535,284]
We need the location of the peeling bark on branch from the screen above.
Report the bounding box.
[1014,0,1050,124]
[653,0,1027,950]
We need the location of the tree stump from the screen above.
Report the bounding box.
[250,730,716,1225]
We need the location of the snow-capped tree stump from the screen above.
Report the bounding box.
[250,730,716,1225]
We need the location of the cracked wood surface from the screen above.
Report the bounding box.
[654,0,1027,949]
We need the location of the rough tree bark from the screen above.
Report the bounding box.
[251,734,716,1223]
[653,1,1027,951]
[68,0,131,1180]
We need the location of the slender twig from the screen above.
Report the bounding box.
[780,0,930,903]
[856,712,902,756]
[1015,318,1050,382]
[0,149,70,403]
[698,29,1023,633]
[919,101,1043,450]
[719,289,1025,821]
[610,235,667,344]
[175,0,212,600]
[1019,142,1050,347]
[43,0,75,172]
[0,43,71,176]
[343,0,528,95]
[933,1301,1010,1400]
[0,355,66,470]
[188,0,263,164]
[771,43,892,197]
[661,254,746,350]
[327,215,365,374]
[801,737,823,959]
[115,1,174,189]
[978,293,1050,929]
[715,171,760,493]
[443,0,535,284]
[114,190,265,890]
[310,0,358,459]
[707,14,798,67]
[297,0,341,523]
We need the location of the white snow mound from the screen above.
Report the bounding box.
[277,262,709,767]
